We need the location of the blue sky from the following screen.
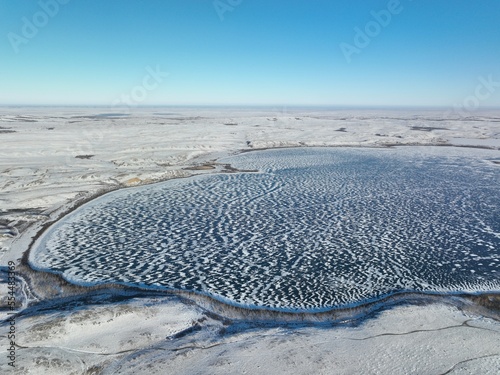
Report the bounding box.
[1,0,499,107]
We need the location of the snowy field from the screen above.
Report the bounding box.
[1,107,499,374]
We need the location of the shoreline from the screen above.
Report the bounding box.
[13,257,500,324]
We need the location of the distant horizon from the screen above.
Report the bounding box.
[1,104,500,111]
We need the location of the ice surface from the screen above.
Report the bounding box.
[30,147,500,310]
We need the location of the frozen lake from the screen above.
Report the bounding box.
[30,147,500,310]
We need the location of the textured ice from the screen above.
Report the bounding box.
[30,147,500,310]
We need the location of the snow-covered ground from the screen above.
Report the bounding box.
[0,107,499,374]
[1,293,499,374]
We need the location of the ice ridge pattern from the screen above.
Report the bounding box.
[31,148,500,310]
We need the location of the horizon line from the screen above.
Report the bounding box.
[1,104,500,110]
